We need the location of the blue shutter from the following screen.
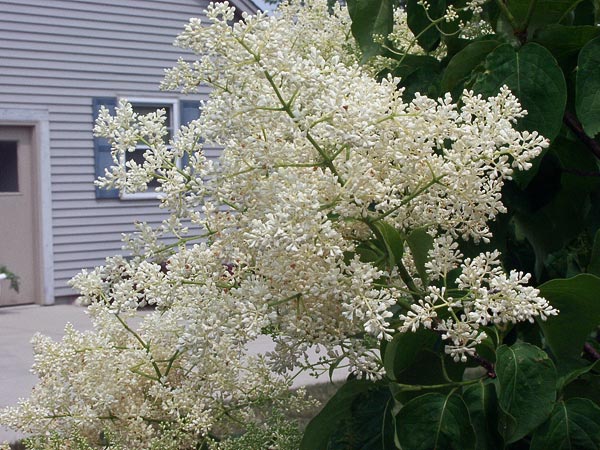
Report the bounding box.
[92,97,119,199]
[180,100,201,168]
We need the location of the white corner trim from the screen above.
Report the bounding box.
[0,108,54,305]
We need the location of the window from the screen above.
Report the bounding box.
[120,98,180,199]
[0,141,18,192]
[93,97,200,200]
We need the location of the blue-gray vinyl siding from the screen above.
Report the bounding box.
[0,0,241,297]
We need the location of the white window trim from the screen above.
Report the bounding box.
[119,97,180,200]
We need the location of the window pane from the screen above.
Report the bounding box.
[0,141,18,192]
[125,149,160,189]
[132,104,173,142]
[125,102,175,196]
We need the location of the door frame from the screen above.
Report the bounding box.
[0,109,54,305]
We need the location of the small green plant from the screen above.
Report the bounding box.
[0,265,20,293]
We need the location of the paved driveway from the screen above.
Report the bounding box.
[0,303,345,443]
[0,304,90,442]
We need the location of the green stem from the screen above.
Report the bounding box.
[397,261,422,302]
[267,293,302,308]
[394,14,450,67]
[233,35,344,184]
[392,377,484,392]
[152,233,213,256]
[368,175,443,224]
[164,350,183,377]
[263,69,344,183]
[494,0,520,31]
[522,0,538,30]
[225,161,324,179]
[115,314,164,383]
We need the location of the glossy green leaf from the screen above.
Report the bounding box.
[372,221,404,269]
[390,350,466,404]
[533,24,600,67]
[471,43,567,141]
[441,40,502,93]
[463,380,504,450]
[347,0,394,62]
[506,0,583,28]
[572,0,597,25]
[558,360,600,391]
[383,328,439,381]
[495,343,557,443]
[406,0,446,52]
[576,36,600,138]
[400,66,441,101]
[511,136,599,277]
[395,392,476,450]
[300,380,385,450]
[405,228,434,284]
[538,273,600,359]
[588,229,600,277]
[564,374,600,405]
[326,386,393,450]
[387,54,441,78]
[530,398,600,449]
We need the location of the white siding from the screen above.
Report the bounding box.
[0,0,250,297]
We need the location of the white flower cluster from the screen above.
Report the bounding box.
[1,0,554,447]
[400,238,557,362]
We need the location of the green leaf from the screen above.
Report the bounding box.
[405,228,434,284]
[576,36,600,138]
[564,373,600,404]
[383,328,439,381]
[470,43,567,142]
[372,221,404,269]
[506,0,584,29]
[538,273,600,360]
[441,40,502,94]
[558,360,600,391]
[354,240,385,265]
[588,229,600,277]
[390,350,466,404]
[511,137,599,278]
[387,54,442,100]
[387,54,441,78]
[395,392,476,450]
[533,24,600,67]
[530,398,600,449]
[406,0,446,52]
[399,66,441,101]
[326,385,393,450]
[462,380,504,450]
[572,0,597,25]
[300,380,386,450]
[495,343,557,443]
[347,0,394,62]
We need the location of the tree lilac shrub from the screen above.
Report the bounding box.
[1,1,566,448]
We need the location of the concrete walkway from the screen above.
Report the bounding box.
[0,303,91,442]
[0,303,345,443]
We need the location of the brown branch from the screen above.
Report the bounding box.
[473,353,497,379]
[563,110,600,160]
[584,342,600,361]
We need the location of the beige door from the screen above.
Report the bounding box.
[0,127,38,305]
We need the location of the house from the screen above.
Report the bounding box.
[0,0,259,306]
